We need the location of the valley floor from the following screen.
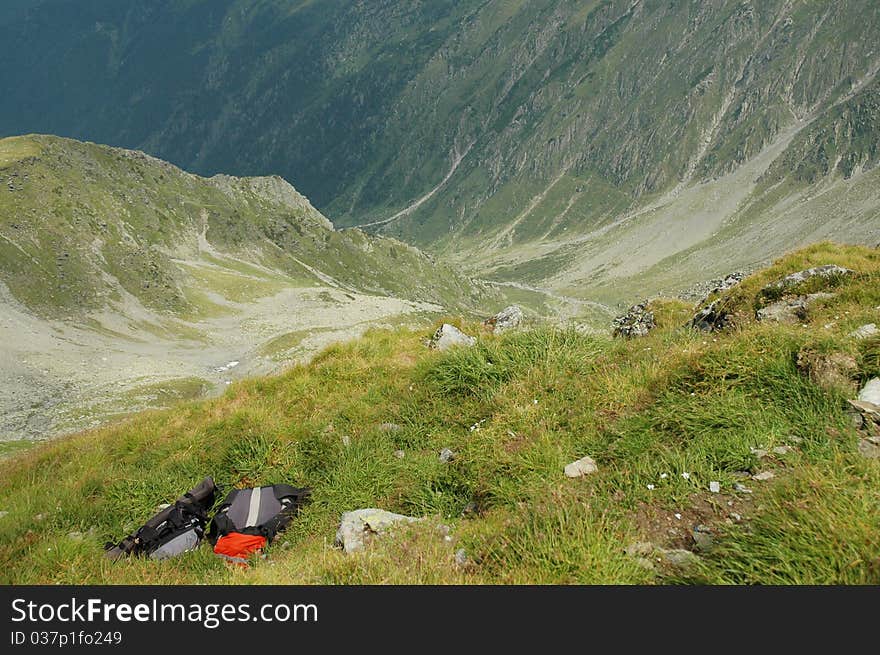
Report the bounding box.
[0,281,442,449]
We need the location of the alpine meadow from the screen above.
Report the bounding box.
[0,0,878,586]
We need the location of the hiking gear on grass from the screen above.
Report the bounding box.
[213,533,268,566]
[208,484,310,562]
[104,477,217,561]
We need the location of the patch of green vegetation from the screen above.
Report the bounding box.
[0,244,877,584]
[0,136,42,168]
[124,378,213,406]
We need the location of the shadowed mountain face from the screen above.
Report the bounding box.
[1,1,879,297]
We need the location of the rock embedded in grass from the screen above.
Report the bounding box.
[764,265,855,293]
[439,448,456,463]
[334,508,421,554]
[857,378,880,406]
[564,455,598,478]
[430,323,476,351]
[849,323,878,339]
[485,305,524,334]
[612,302,655,338]
[752,471,775,481]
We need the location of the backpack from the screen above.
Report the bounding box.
[105,477,218,561]
[208,484,311,564]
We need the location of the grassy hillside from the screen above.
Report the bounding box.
[0,134,492,317]
[1,243,877,584]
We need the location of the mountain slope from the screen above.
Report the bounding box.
[1,243,878,584]
[0,134,499,443]
[1,0,878,297]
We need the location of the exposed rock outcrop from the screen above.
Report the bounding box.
[485,305,524,334]
[763,265,855,294]
[612,302,655,338]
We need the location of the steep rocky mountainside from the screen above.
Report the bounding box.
[0,0,880,287]
[2,1,878,298]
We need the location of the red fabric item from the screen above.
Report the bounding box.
[213,533,267,566]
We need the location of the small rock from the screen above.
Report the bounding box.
[455,548,468,567]
[786,435,803,444]
[858,439,880,459]
[751,448,768,458]
[765,265,855,293]
[430,324,476,351]
[485,305,524,334]
[756,298,808,324]
[461,501,480,517]
[379,422,402,433]
[692,526,714,551]
[439,448,456,463]
[858,378,880,406]
[393,450,405,459]
[661,548,700,569]
[709,481,721,493]
[730,512,742,521]
[334,509,421,554]
[681,472,690,480]
[612,302,655,338]
[734,483,753,494]
[849,323,878,339]
[772,445,792,456]
[752,471,775,481]
[342,435,351,447]
[564,455,598,478]
[690,298,731,332]
[624,542,655,558]
[67,531,84,541]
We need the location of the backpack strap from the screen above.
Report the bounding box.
[257,485,312,542]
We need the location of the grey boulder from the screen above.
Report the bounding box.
[430,324,476,351]
[765,265,855,292]
[334,509,421,554]
[486,305,524,334]
[858,378,880,406]
[849,323,878,340]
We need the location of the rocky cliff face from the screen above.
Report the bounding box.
[2,1,878,298]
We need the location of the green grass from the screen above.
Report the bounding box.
[0,244,878,584]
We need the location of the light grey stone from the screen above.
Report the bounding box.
[439,448,456,463]
[564,455,598,478]
[752,471,775,481]
[393,450,405,459]
[849,324,878,340]
[709,481,721,493]
[334,509,421,554]
[858,378,880,406]
[455,548,468,567]
[430,324,476,351]
[766,265,855,292]
[858,439,880,459]
[487,305,524,334]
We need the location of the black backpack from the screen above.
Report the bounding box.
[105,477,218,560]
[208,484,311,543]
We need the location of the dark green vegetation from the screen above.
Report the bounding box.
[0,134,492,317]
[2,1,877,299]
[1,243,877,584]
